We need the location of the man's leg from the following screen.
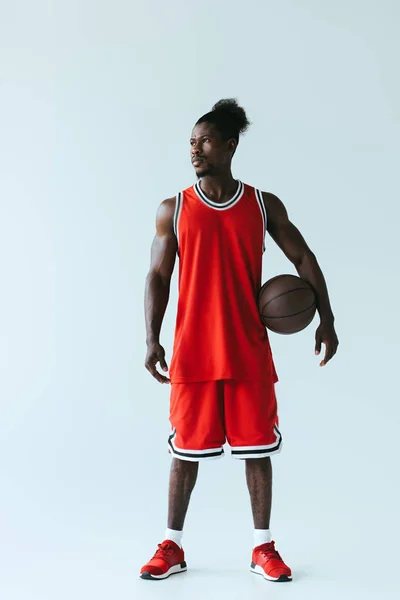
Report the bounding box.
[246,456,292,581]
[140,379,224,580]
[245,456,272,529]
[224,376,291,582]
[139,458,199,580]
[168,457,199,530]
[167,379,224,532]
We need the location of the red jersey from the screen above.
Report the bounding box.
[169,180,278,384]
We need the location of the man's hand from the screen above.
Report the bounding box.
[315,321,339,367]
[145,342,171,383]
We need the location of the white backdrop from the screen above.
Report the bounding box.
[1,1,399,599]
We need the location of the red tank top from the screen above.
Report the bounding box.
[169,180,278,384]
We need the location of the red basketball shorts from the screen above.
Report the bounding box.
[168,378,282,461]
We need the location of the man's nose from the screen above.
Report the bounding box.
[191,142,202,155]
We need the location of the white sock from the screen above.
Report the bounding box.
[253,529,272,548]
[165,528,183,548]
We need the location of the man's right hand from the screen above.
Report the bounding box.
[145,342,170,384]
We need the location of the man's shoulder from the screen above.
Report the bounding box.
[156,197,176,232]
[160,196,177,211]
[256,190,281,212]
[243,183,277,198]
[157,182,197,218]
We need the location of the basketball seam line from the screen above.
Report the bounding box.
[262,300,316,319]
[261,287,313,308]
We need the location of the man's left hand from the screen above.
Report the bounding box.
[315,321,339,367]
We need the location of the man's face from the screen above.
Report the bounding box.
[190,122,234,178]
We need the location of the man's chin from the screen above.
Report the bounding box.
[195,166,213,178]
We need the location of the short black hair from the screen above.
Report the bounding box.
[196,98,250,144]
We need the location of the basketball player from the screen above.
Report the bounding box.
[142,100,338,582]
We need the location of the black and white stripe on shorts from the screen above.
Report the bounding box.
[230,425,283,459]
[168,429,224,461]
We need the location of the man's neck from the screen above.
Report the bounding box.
[198,173,238,203]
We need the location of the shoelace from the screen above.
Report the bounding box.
[259,542,282,562]
[153,543,174,560]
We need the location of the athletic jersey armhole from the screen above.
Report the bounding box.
[254,188,267,252]
[173,192,183,257]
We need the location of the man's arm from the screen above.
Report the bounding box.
[144,198,177,383]
[263,192,339,366]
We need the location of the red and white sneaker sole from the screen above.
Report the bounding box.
[250,562,292,582]
[140,561,187,580]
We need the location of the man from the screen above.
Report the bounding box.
[142,99,338,582]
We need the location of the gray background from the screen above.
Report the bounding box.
[1,1,399,599]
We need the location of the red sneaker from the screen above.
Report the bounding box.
[251,541,292,582]
[140,540,187,580]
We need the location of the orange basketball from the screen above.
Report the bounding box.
[258,274,316,334]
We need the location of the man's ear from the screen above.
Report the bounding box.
[228,137,238,156]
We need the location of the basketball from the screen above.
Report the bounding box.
[258,274,317,334]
